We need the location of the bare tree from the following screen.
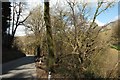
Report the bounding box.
[10,2,31,45]
[27,0,116,78]
[50,0,115,78]
[25,5,45,46]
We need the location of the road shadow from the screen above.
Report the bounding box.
[2,46,26,63]
[2,56,35,74]
[2,72,36,80]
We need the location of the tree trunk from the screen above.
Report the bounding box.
[44,1,55,72]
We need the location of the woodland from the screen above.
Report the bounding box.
[2,0,120,79]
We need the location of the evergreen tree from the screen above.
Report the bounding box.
[2,2,11,47]
[2,2,11,35]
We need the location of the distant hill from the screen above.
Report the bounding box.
[102,19,119,30]
[100,19,120,45]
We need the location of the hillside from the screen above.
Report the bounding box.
[100,19,120,44]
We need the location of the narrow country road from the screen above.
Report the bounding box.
[1,55,36,79]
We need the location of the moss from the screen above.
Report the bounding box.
[111,44,120,51]
[44,2,55,72]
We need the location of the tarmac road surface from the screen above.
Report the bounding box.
[1,55,36,79]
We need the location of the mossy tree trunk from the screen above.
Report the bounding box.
[44,1,55,72]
